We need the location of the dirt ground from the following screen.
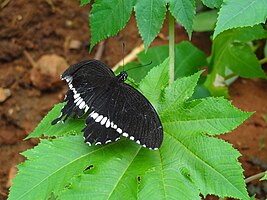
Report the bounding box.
[0,1,266,199]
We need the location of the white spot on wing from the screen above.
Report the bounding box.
[105,140,112,144]
[115,137,120,141]
[91,112,98,119]
[95,142,101,145]
[73,93,80,99]
[76,98,83,106]
[116,128,122,134]
[129,136,134,140]
[122,132,128,137]
[153,148,158,150]
[79,101,85,109]
[105,119,111,128]
[142,144,146,148]
[84,105,89,113]
[113,124,117,129]
[100,117,107,125]
[136,140,140,144]
[86,141,91,146]
[74,96,81,103]
[95,115,103,122]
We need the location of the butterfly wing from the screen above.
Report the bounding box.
[52,59,115,124]
[84,82,163,149]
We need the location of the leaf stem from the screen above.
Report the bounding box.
[224,73,237,80]
[259,57,267,65]
[169,11,175,85]
[245,172,265,183]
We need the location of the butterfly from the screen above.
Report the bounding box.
[52,59,163,150]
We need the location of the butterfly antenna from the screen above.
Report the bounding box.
[126,61,153,72]
[122,42,125,71]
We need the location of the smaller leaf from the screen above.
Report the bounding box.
[193,10,218,32]
[228,43,267,78]
[139,58,169,110]
[201,0,223,8]
[174,41,207,78]
[162,71,203,114]
[214,0,267,38]
[90,0,135,49]
[80,0,91,6]
[260,172,267,181]
[168,0,195,38]
[134,0,166,50]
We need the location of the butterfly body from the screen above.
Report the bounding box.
[52,60,163,150]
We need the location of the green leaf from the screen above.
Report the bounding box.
[201,0,223,8]
[193,10,218,32]
[135,42,207,82]
[162,71,203,113]
[264,42,267,58]
[134,0,166,50]
[174,41,206,78]
[10,60,252,199]
[214,0,267,38]
[80,0,91,6]
[228,43,267,78]
[162,96,253,136]
[168,0,195,38]
[211,26,267,76]
[139,58,169,111]
[90,0,135,49]
[260,172,267,180]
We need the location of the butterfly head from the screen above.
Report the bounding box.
[117,71,128,83]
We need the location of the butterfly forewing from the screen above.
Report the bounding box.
[52,59,163,149]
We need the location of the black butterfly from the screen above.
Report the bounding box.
[52,60,163,150]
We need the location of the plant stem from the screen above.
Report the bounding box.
[245,172,265,183]
[169,11,175,85]
[259,57,267,65]
[224,73,237,80]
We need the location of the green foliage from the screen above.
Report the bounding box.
[81,0,267,50]
[134,0,166,50]
[214,0,267,38]
[90,0,135,49]
[80,0,91,6]
[205,25,267,96]
[116,41,207,83]
[193,10,218,32]
[201,0,223,8]
[167,0,195,39]
[261,172,267,180]
[10,59,252,200]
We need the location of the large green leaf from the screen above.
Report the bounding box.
[168,0,195,39]
[214,0,267,38]
[90,0,135,49]
[134,0,166,50]
[9,59,252,199]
